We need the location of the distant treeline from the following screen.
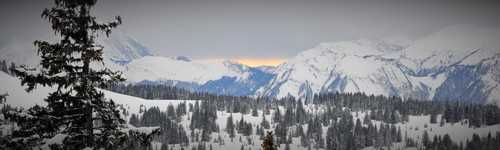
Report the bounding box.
[123,82,500,149]
[111,83,500,128]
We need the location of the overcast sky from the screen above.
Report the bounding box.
[1,0,499,60]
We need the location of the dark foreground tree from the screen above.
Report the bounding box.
[6,0,156,149]
[261,131,278,150]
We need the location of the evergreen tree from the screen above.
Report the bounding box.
[272,107,281,123]
[261,113,270,129]
[354,119,365,149]
[8,0,142,149]
[201,129,211,142]
[284,143,291,150]
[283,105,296,127]
[294,124,305,138]
[8,62,15,76]
[161,143,169,150]
[295,99,307,124]
[261,131,278,150]
[167,104,177,121]
[430,113,438,124]
[422,130,430,148]
[274,120,288,144]
[0,60,8,74]
[251,106,258,117]
[226,113,235,140]
[326,125,338,150]
[129,113,141,127]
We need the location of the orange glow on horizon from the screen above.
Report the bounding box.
[235,58,285,67]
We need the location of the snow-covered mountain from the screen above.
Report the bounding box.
[257,25,500,105]
[2,25,499,105]
[0,29,274,96]
[256,38,431,101]
[400,25,500,104]
[97,29,155,65]
[122,56,274,96]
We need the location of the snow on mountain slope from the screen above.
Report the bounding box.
[122,56,275,96]
[2,25,499,104]
[259,25,500,105]
[124,56,249,84]
[432,55,500,104]
[256,39,421,101]
[255,66,277,74]
[401,25,500,74]
[97,29,155,65]
[400,25,500,104]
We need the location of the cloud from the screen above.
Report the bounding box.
[1,0,499,60]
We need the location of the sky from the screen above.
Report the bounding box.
[1,0,500,66]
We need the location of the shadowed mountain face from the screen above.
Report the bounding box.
[2,25,499,105]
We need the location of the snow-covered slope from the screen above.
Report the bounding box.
[2,70,499,150]
[258,25,500,105]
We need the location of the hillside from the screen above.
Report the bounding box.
[2,71,500,150]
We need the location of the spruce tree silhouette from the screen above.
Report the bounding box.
[10,0,129,149]
[262,131,278,150]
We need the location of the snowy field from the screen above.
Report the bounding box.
[2,71,500,150]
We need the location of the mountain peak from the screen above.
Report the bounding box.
[98,29,155,65]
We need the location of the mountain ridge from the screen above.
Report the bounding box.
[2,25,499,105]
[259,25,500,105]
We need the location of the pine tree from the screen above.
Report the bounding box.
[167,104,177,121]
[422,130,430,148]
[6,0,151,149]
[295,99,307,124]
[430,113,437,124]
[178,125,190,146]
[252,106,258,117]
[8,62,15,76]
[274,120,288,144]
[354,118,365,149]
[261,131,278,150]
[283,105,296,127]
[161,143,169,150]
[201,129,211,142]
[0,60,8,74]
[284,143,291,150]
[261,113,270,129]
[326,125,338,150]
[272,107,281,123]
[129,113,141,127]
[226,113,235,140]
